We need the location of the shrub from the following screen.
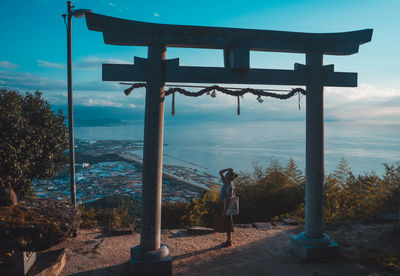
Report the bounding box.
[234,158,305,223]
[289,158,400,225]
[78,195,140,230]
[382,161,400,213]
[161,185,219,229]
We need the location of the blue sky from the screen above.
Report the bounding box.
[0,0,399,121]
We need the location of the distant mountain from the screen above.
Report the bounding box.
[74,118,126,127]
[52,105,145,126]
[51,104,339,124]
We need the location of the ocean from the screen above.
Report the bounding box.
[75,120,400,177]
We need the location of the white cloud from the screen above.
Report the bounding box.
[1,62,398,121]
[84,98,123,107]
[37,60,65,69]
[75,57,131,70]
[0,70,65,91]
[160,83,400,121]
[0,61,19,70]
[324,83,400,121]
[74,80,122,91]
[154,12,159,17]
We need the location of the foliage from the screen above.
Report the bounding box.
[289,158,400,224]
[78,195,140,231]
[79,205,134,231]
[234,157,305,223]
[78,159,400,233]
[161,200,190,229]
[382,161,400,212]
[161,158,306,227]
[162,157,400,229]
[0,89,68,198]
[161,185,219,229]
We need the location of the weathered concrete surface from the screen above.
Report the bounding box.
[27,248,68,276]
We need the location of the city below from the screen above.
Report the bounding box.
[34,139,219,204]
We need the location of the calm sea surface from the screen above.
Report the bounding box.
[75,120,400,177]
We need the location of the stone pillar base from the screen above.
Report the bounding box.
[290,232,339,260]
[129,244,172,276]
[0,251,36,276]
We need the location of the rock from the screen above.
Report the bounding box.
[0,188,18,206]
[106,228,134,236]
[252,222,272,230]
[168,229,187,238]
[271,222,284,226]
[234,224,253,228]
[0,199,81,252]
[187,226,215,235]
[161,229,169,235]
[281,218,299,225]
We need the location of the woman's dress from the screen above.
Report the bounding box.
[215,181,234,233]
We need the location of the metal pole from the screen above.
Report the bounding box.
[67,1,76,207]
[305,52,324,239]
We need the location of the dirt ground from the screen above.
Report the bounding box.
[45,222,399,276]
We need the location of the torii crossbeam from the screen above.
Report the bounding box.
[86,12,372,275]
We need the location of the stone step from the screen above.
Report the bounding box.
[252,222,272,230]
[281,218,299,225]
[187,227,215,235]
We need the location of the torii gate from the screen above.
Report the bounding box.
[85,13,372,275]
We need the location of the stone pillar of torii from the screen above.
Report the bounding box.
[86,13,372,275]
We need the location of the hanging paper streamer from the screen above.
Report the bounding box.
[298,92,301,110]
[237,96,240,116]
[171,92,175,116]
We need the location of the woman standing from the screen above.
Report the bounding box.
[215,168,238,247]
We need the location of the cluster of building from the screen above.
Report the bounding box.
[34,139,219,204]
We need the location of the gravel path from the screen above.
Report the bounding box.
[46,223,398,276]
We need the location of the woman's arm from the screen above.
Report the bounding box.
[219,168,233,179]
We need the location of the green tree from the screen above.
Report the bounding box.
[0,89,68,199]
[285,157,304,185]
[332,157,355,189]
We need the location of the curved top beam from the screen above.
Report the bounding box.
[86,13,372,55]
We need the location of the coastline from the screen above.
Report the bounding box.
[118,153,211,192]
[34,139,218,204]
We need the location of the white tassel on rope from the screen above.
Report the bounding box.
[237,96,240,116]
[298,92,301,110]
[171,92,175,116]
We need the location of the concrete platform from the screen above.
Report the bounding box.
[290,232,339,261]
[129,244,172,276]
